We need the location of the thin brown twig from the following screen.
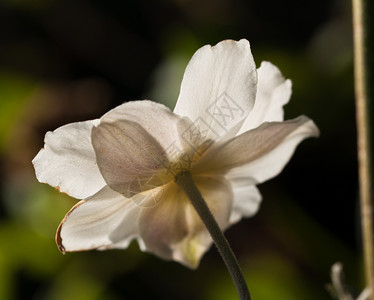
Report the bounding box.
[352,0,374,297]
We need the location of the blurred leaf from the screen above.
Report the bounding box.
[0,221,63,276]
[244,254,325,300]
[48,263,114,300]
[0,253,12,300]
[0,73,36,153]
[206,252,325,300]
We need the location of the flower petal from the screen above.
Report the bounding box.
[228,177,262,224]
[138,183,188,260]
[192,116,319,183]
[57,185,142,253]
[100,100,194,160]
[92,119,171,198]
[173,39,257,142]
[138,176,233,268]
[238,61,292,133]
[32,119,106,199]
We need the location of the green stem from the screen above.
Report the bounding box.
[352,0,374,297]
[175,170,251,300]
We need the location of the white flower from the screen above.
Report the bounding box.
[32,39,319,268]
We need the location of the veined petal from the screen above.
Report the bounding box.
[100,100,195,160]
[138,183,188,261]
[57,185,142,253]
[138,176,233,268]
[172,176,233,268]
[32,119,106,199]
[92,119,172,197]
[192,116,319,181]
[238,61,292,134]
[174,39,257,142]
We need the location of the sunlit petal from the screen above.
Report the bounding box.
[228,176,262,224]
[174,39,257,142]
[192,116,319,180]
[238,61,292,133]
[57,185,142,253]
[138,176,232,268]
[32,119,106,199]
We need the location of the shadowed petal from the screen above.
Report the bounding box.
[57,185,143,253]
[138,176,233,268]
[92,120,172,197]
[100,100,195,161]
[238,61,292,133]
[192,116,319,181]
[138,183,188,261]
[174,39,257,141]
[32,119,106,199]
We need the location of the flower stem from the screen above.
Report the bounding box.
[175,170,251,300]
[352,0,374,297]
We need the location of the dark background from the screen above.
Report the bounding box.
[0,0,361,299]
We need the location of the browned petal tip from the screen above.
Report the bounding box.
[54,185,69,195]
[55,200,86,255]
[56,222,66,254]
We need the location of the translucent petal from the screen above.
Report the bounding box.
[193,116,319,184]
[32,119,106,199]
[228,177,262,224]
[138,176,233,268]
[174,39,257,142]
[92,119,172,197]
[238,61,292,133]
[57,185,143,253]
[101,100,195,161]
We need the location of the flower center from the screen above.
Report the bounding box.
[162,139,215,179]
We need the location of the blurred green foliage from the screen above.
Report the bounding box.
[0,0,363,299]
[0,74,35,152]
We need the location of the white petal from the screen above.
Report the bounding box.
[228,177,262,224]
[173,175,233,268]
[193,116,319,183]
[238,61,292,133]
[32,119,106,199]
[92,119,172,197]
[138,176,233,268]
[100,100,194,160]
[57,185,143,253]
[138,183,188,261]
[229,118,319,184]
[173,39,257,142]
